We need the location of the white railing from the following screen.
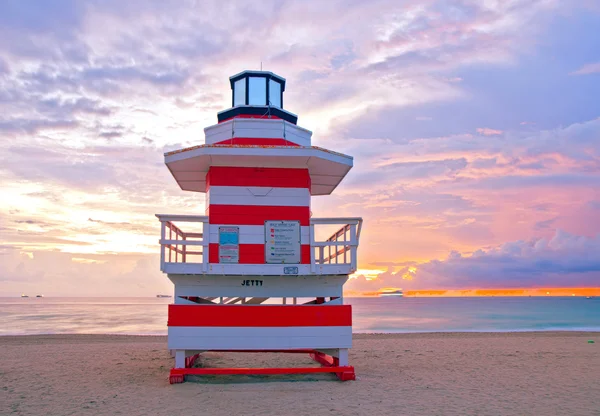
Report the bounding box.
[156,214,362,275]
[156,215,209,273]
[309,217,362,273]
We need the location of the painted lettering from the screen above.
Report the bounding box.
[241,280,263,286]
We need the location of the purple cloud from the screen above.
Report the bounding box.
[349,230,600,291]
[570,62,600,75]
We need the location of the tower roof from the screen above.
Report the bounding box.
[229,70,286,90]
[164,145,353,196]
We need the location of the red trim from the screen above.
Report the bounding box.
[168,304,352,327]
[208,204,310,226]
[171,365,354,377]
[209,243,310,264]
[169,350,355,383]
[213,138,300,146]
[218,114,283,124]
[207,167,310,190]
[206,349,316,353]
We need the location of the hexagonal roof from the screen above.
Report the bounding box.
[164,145,353,195]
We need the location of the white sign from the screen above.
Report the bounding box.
[264,220,301,264]
[219,226,239,263]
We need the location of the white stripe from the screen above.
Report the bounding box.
[169,274,347,298]
[209,224,310,244]
[204,118,312,147]
[163,263,355,276]
[207,186,310,207]
[168,326,352,350]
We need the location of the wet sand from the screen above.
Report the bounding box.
[1,332,599,416]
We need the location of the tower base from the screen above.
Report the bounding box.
[168,350,355,384]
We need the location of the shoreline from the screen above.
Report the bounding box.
[1,329,599,338]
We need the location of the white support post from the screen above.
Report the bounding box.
[338,348,349,366]
[202,218,209,273]
[175,350,185,369]
[343,225,348,264]
[350,224,357,272]
[160,221,166,271]
[334,232,338,264]
[310,223,316,273]
[169,224,172,263]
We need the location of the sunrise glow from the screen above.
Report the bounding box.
[1,1,600,297]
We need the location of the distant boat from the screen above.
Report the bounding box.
[21,294,29,298]
[156,294,172,298]
[36,295,44,298]
[378,288,403,297]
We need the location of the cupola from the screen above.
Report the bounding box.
[217,70,298,124]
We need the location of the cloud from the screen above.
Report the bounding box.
[570,62,600,75]
[347,229,600,291]
[476,127,503,136]
[534,217,558,231]
[0,119,78,135]
[0,0,599,296]
[417,229,600,287]
[0,249,169,296]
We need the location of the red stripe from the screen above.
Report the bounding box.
[171,366,353,376]
[207,167,310,189]
[209,243,311,264]
[208,205,310,226]
[213,138,300,146]
[168,305,352,327]
[218,114,283,124]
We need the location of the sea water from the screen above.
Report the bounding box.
[0,296,598,336]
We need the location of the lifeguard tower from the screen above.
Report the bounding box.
[156,70,362,384]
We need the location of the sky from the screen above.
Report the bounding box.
[1,0,600,296]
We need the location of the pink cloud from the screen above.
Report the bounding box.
[346,229,600,291]
[476,127,503,136]
[570,62,600,75]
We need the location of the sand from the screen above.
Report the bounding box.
[1,332,599,416]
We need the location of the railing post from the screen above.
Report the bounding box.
[350,223,357,272]
[343,224,348,264]
[202,218,208,273]
[160,220,166,271]
[310,223,316,273]
[175,228,178,263]
[182,235,187,263]
[168,223,172,263]
[334,232,338,264]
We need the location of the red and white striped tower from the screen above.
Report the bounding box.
[156,70,362,383]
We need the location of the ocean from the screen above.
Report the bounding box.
[1,296,598,336]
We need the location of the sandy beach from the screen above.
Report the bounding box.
[1,332,599,416]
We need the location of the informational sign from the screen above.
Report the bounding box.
[265,220,301,264]
[219,226,239,263]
